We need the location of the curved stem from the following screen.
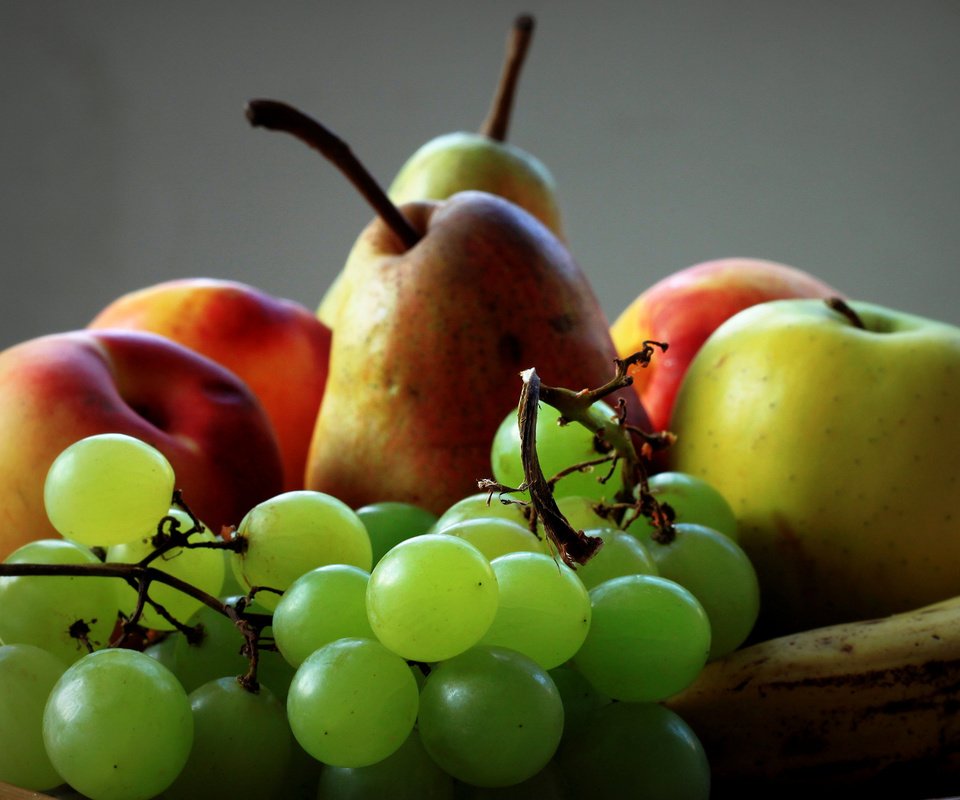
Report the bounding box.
[826,297,865,329]
[246,99,421,251]
[480,14,535,141]
[0,561,230,617]
[516,367,603,567]
[537,346,666,504]
[488,346,676,553]
[0,557,274,692]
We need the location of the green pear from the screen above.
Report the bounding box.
[668,298,960,634]
[387,130,563,235]
[388,14,563,234]
[307,190,645,514]
[319,15,563,327]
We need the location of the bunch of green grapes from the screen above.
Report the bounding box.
[2,429,741,800]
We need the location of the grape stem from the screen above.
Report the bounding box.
[4,562,267,692]
[479,345,677,565]
[0,493,275,693]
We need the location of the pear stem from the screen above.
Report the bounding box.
[479,14,535,142]
[245,99,422,251]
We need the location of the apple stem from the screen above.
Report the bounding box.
[479,14,535,142]
[245,99,422,251]
[826,297,866,329]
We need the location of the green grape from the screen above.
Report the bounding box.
[0,643,67,791]
[626,471,738,540]
[553,494,617,531]
[107,507,225,630]
[647,522,760,659]
[366,534,498,662]
[0,539,119,663]
[432,492,529,531]
[547,663,611,742]
[43,648,193,800]
[439,517,547,561]
[218,550,246,596]
[490,400,619,503]
[418,646,564,788]
[317,729,455,800]
[356,501,438,565]
[143,633,179,672]
[43,432,175,547]
[479,552,590,669]
[279,737,324,800]
[163,677,292,800]
[573,574,711,702]
[410,661,429,691]
[231,490,372,611]
[273,564,375,667]
[572,527,658,590]
[556,701,710,800]
[286,637,419,768]
[171,599,295,699]
[457,762,568,799]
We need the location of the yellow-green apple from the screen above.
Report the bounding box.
[667,297,960,634]
[610,258,841,431]
[89,278,331,491]
[0,329,284,559]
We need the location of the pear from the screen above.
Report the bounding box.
[319,15,563,327]
[308,191,643,513]
[247,100,648,514]
[389,14,563,234]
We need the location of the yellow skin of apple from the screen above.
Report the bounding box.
[668,298,960,635]
[318,132,564,327]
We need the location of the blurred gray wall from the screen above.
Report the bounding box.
[2,1,958,351]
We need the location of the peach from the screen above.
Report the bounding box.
[89,278,331,490]
[610,258,841,432]
[0,329,284,559]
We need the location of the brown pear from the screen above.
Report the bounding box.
[245,99,650,514]
[306,190,648,513]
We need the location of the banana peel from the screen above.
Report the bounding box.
[665,597,960,798]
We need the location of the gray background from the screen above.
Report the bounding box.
[2,1,958,352]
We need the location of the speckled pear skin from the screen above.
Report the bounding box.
[319,133,565,329]
[306,191,648,514]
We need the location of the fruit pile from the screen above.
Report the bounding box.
[2,12,960,800]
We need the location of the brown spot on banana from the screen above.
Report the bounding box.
[665,595,960,797]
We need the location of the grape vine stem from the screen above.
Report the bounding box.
[479,345,676,566]
[0,497,274,692]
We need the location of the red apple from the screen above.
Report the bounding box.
[89,278,332,491]
[0,329,284,559]
[609,258,842,431]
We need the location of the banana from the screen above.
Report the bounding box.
[665,596,960,797]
